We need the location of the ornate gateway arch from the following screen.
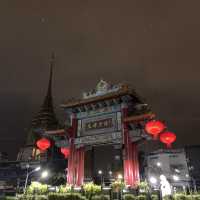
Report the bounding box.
[61,80,154,187]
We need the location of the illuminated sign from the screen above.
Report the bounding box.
[80,113,119,136]
[85,118,113,131]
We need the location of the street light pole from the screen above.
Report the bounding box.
[98,170,103,188]
[24,166,41,194]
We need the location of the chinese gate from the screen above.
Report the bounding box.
[61,80,154,187]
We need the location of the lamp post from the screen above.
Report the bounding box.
[98,170,103,187]
[24,166,41,193]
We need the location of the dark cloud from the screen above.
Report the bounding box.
[0,0,200,159]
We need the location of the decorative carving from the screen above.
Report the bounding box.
[82,79,124,99]
[74,131,122,146]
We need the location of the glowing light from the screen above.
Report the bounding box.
[160,132,176,148]
[36,138,50,151]
[41,171,48,178]
[173,175,179,181]
[60,147,70,158]
[145,120,165,139]
[174,169,180,173]
[118,174,123,180]
[98,170,102,175]
[35,166,41,172]
[149,177,157,184]
[157,162,161,167]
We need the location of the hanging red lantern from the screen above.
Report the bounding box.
[145,120,165,139]
[160,131,176,148]
[60,147,70,158]
[36,138,51,151]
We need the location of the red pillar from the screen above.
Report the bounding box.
[122,104,140,187]
[75,147,85,186]
[67,113,77,185]
[67,113,85,186]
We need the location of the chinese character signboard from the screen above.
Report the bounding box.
[85,118,113,131]
[79,112,121,137]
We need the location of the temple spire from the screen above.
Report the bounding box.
[42,52,55,109]
[31,53,58,130]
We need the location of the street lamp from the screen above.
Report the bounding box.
[41,170,49,179]
[117,174,123,180]
[98,170,103,187]
[98,170,102,175]
[24,166,41,193]
[173,175,179,181]
[156,162,161,167]
[149,176,157,185]
[174,169,180,173]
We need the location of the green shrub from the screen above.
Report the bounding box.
[174,194,187,200]
[138,181,149,194]
[58,185,72,193]
[48,192,87,200]
[83,182,101,200]
[17,195,35,200]
[17,194,47,200]
[151,194,159,200]
[137,195,146,200]
[123,194,136,200]
[48,193,67,200]
[5,197,17,200]
[163,195,173,200]
[92,195,109,200]
[111,181,125,192]
[193,195,200,200]
[35,195,48,200]
[48,193,59,200]
[26,182,48,195]
[185,195,193,200]
[65,193,87,200]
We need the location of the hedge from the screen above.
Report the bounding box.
[123,194,136,200]
[17,195,48,200]
[91,195,109,200]
[48,193,87,200]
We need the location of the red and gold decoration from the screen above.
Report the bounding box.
[36,138,51,151]
[145,120,165,139]
[160,131,176,148]
[60,147,70,158]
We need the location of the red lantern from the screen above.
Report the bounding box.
[145,120,165,139]
[36,138,51,151]
[160,131,176,148]
[60,147,70,158]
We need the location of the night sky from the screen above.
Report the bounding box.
[0,0,200,159]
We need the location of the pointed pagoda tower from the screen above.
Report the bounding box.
[17,53,60,161]
[31,53,58,132]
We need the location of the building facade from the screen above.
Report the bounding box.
[185,145,200,189]
[146,149,190,189]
